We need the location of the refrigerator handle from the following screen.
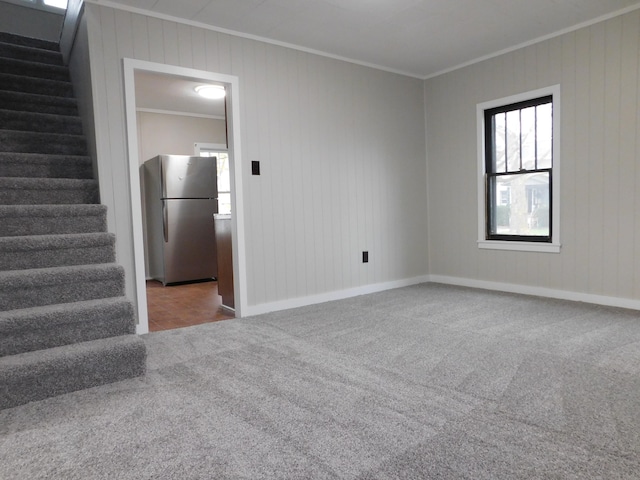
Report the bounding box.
[162,200,168,243]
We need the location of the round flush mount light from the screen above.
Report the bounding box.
[195,85,226,99]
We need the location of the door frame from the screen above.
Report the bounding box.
[123,58,248,333]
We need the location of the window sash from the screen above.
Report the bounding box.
[485,169,552,242]
[484,95,553,242]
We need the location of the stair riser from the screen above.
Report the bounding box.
[0,186,99,205]
[0,213,107,237]
[0,74,73,97]
[0,92,78,116]
[0,111,83,135]
[0,277,125,312]
[0,337,146,410]
[0,301,135,357]
[0,58,69,82]
[0,43,63,65]
[0,159,93,179]
[0,245,115,271]
[0,131,87,155]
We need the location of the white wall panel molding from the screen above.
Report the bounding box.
[429,275,640,312]
[244,276,431,317]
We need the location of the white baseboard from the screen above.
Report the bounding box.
[241,275,431,317]
[428,275,640,311]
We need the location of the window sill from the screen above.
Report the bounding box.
[478,240,561,253]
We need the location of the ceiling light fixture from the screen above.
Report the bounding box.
[195,85,226,100]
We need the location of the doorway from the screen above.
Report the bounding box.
[123,59,247,334]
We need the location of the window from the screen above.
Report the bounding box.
[5,0,67,12]
[477,86,560,253]
[195,143,232,215]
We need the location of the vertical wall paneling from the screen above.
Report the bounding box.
[177,23,193,68]
[191,26,206,71]
[146,16,164,63]
[603,17,622,295]
[619,13,640,297]
[161,20,179,65]
[633,12,640,297]
[425,9,640,303]
[560,31,578,291]
[204,30,220,72]
[85,3,428,311]
[587,22,606,295]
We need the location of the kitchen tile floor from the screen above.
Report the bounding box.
[146,279,234,332]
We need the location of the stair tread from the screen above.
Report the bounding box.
[0,108,83,134]
[0,152,91,162]
[0,204,106,217]
[0,72,72,95]
[0,177,97,187]
[0,32,59,51]
[0,297,136,358]
[0,42,63,66]
[0,90,78,114]
[0,56,69,81]
[0,335,146,409]
[0,232,115,250]
[0,262,124,281]
[0,297,131,322]
[0,335,143,368]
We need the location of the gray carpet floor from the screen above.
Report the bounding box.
[2,283,640,479]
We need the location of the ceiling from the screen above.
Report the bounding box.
[109,0,640,79]
[134,70,226,117]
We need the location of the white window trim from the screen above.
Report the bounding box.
[194,143,228,155]
[476,85,561,253]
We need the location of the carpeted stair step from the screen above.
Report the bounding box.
[0,232,115,271]
[0,129,87,155]
[0,32,59,51]
[0,297,135,357]
[0,56,69,82]
[0,90,78,116]
[0,72,72,97]
[0,334,146,410]
[0,204,107,237]
[0,152,93,179]
[0,109,83,135]
[0,177,99,205]
[0,40,63,66]
[0,263,126,312]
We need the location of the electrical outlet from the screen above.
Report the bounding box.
[362,251,369,263]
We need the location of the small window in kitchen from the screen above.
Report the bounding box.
[195,143,231,215]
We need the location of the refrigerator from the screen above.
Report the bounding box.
[143,155,218,285]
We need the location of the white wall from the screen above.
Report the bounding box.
[425,10,640,302]
[83,3,428,310]
[136,112,226,164]
[0,1,63,42]
[66,10,99,183]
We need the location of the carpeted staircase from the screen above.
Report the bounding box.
[0,32,146,410]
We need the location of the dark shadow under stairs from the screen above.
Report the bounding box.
[0,32,146,410]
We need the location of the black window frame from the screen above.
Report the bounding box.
[484,95,553,243]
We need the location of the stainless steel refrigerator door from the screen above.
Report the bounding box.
[161,155,217,199]
[162,198,217,284]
